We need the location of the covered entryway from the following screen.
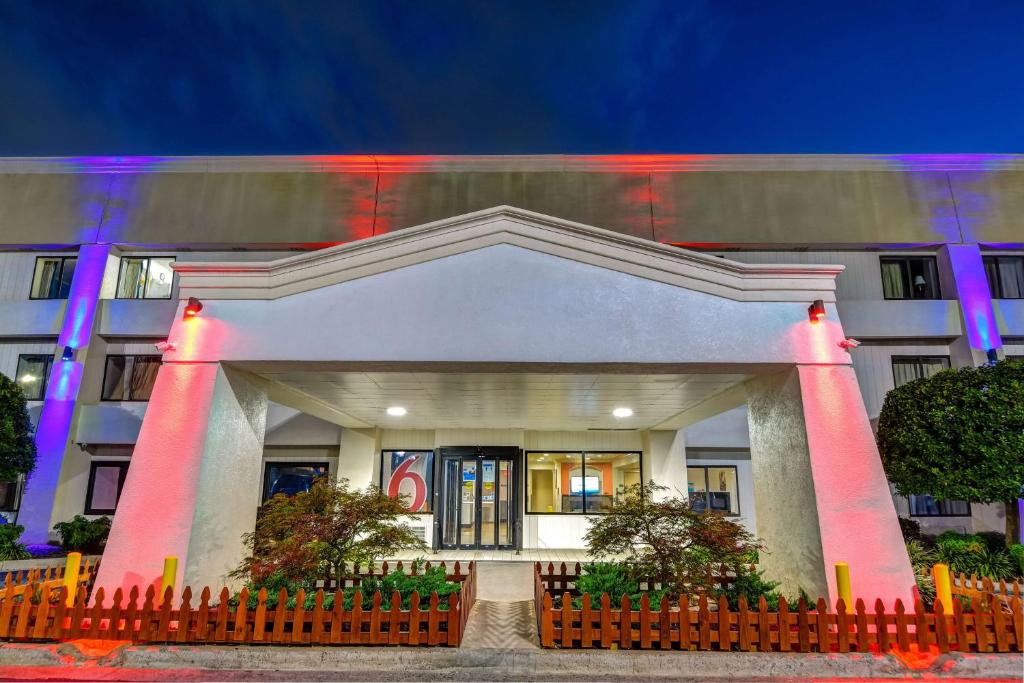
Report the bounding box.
[93,205,916,607]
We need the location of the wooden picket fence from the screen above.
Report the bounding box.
[0,560,476,647]
[535,563,1023,652]
[0,559,98,602]
[950,571,1023,610]
[536,561,749,595]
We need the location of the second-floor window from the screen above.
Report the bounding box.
[892,355,950,387]
[116,257,175,299]
[30,256,77,299]
[15,354,53,400]
[101,355,161,401]
[880,256,941,300]
[907,494,970,517]
[983,255,1024,299]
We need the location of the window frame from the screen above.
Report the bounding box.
[84,461,131,515]
[879,255,942,300]
[891,355,951,387]
[100,354,162,402]
[524,450,644,515]
[379,449,435,515]
[982,254,1024,300]
[15,353,53,401]
[906,494,971,518]
[261,461,330,504]
[686,464,741,517]
[28,255,77,300]
[0,477,21,512]
[114,256,176,300]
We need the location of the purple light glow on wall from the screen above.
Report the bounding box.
[946,245,1002,354]
[18,244,110,544]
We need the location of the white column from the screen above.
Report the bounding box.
[94,363,267,595]
[338,427,380,490]
[645,429,689,500]
[746,366,915,608]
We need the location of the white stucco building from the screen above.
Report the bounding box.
[1,154,1022,606]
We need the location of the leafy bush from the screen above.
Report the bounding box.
[933,530,1020,580]
[234,566,460,611]
[53,515,111,553]
[233,478,426,587]
[898,517,923,543]
[0,523,30,560]
[718,567,784,610]
[0,372,37,482]
[584,481,762,599]
[572,562,667,608]
[1010,544,1024,577]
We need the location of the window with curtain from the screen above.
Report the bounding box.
[880,256,941,300]
[30,256,77,299]
[907,495,970,517]
[15,354,53,400]
[116,257,175,299]
[101,355,161,401]
[687,466,740,515]
[85,461,130,514]
[983,255,1024,299]
[526,451,641,514]
[891,355,951,387]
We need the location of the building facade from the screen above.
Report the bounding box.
[1,155,1022,604]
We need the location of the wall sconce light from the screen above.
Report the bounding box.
[986,348,999,364]
[183,297,204,320]
[808,299,826,324]
[61,346,76,361]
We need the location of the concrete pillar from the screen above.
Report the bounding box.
[938,244,1003,367]
[19,244,110,543]
[338,427,380,490]
[646,429,689,500]
[94,362,267,595]
[746,366,915,608]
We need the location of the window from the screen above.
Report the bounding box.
[907,495,970,517]
[15,354,53,400]
[262,462,328,503]
[0,479,19,512]
[687,466,740,515]
[116,257,175,299]
[380,450,434,513]
[30,256,77,299]
[101,355,161,401]
[983,255,1024,299]
[85,461,130,514]
[526,451,641,514]
[892,355,950,387]
[880,256,941,300]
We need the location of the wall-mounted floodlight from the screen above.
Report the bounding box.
[183,297,204,320]
[808,299,826,324]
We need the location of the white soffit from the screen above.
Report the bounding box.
[174,206,843,303]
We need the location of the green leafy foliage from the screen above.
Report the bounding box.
[718,567,785,610]
[583,481,763,599]
[0,523,30,561]
[234,566,460,611]
[898,517,924,543]
[1010,544,1024,576]
[53,515,111,554]
[0,372,37,481]
[877,359,1024,540]
[232,478,427,587]
[573,562,667,608]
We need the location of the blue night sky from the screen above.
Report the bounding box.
[0,0,1021,155]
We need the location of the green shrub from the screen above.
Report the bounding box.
[934,530,1018,580]
[718,567,784,610]
[1009,544,1024,577]
[53,515,111,554]
[898,517,923,543]
[0,523,30,561]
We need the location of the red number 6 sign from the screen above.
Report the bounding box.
[387,455,428,512]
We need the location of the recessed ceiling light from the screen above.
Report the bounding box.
[386,406,407,416]
[612,407,633,418]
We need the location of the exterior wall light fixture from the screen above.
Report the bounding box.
[808,299,826,324]
[61,346,75,361]
[183,297,204,319]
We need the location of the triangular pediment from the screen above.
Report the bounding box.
[174,205,841,302]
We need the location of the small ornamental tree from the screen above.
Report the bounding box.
[583,481,762,597]
[0,372,37,483]
[877,358,1024,544]
[233,478,426,587]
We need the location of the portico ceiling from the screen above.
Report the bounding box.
[252,369,753,431]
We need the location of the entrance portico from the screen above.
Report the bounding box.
[94,206,915,606]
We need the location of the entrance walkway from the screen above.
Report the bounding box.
[459,562,539,650]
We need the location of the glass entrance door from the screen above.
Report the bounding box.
[436,447,518,550]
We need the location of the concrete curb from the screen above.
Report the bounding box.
[0,643,1021,681]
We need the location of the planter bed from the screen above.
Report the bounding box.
[534,562,1022,653]
[0,560,476,648]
